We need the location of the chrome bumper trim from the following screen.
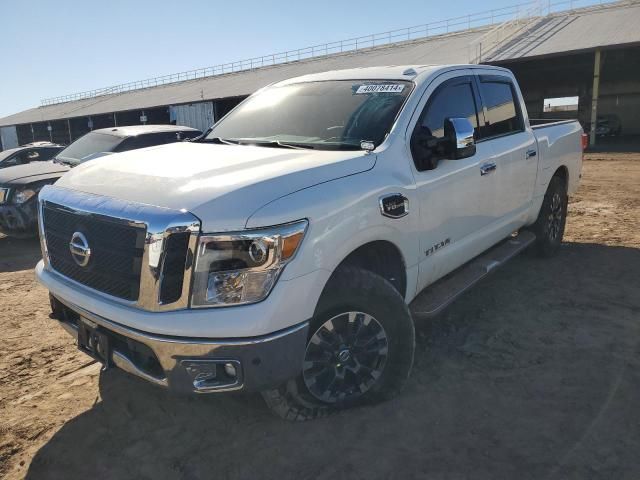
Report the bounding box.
[55,317,170,388]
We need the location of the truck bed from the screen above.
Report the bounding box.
[530,118,581,129]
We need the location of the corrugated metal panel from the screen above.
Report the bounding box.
[169,102,214,132]
[0,126,18,150]
[1,2,639,128]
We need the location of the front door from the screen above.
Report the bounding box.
[407,70,501,293]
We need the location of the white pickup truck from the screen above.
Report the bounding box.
[36,64,583,420]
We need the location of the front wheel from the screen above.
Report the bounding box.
[262,267,415,421]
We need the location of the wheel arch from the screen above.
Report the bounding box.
[323,240,408,299]
[553,164,569,188]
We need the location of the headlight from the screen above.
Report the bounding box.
[13,188,37,204]
[191,220,308,307]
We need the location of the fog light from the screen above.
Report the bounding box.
[183,360,217,388]
[180,359,242,392]
[224,362,237,378]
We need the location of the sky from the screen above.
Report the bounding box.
[0,0,594,118]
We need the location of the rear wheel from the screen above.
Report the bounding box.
[262,267,415,421]
[528,175,568,257]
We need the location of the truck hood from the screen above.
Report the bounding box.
[57,142,375,230]
[0,161,69,186]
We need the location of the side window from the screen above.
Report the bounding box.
[38,147,60,161]
[479,80,523,138]
[11,150,35,165]
[178,130,200,141]
[411,78,480,170]
[421,83,479,139]
[117,134,160,152]
[1,155,19,167]
[25,149,42,162]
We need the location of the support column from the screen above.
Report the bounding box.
[113,112,117,127]
[213,101,219,123]
[67,119,72,144]
[589,49,602,147]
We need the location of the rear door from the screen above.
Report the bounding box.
[475,73,537,227]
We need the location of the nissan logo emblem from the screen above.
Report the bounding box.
[69,231,91,267]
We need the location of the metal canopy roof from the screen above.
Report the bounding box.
[490,1,640,61]
[1,1,639,128]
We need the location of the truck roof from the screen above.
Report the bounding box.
[21,141,64,147]
[92,124,200,138]
[275,64,511,86]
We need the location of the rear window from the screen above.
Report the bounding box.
[56,132,123,165]
[480,81,523,138]
[115,131,198,152]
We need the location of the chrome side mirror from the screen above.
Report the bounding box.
[444,117,476,159]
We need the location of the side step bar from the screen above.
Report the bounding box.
[410,231,536,319]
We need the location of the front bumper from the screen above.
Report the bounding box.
[50,294,309,393]
[0,198,38,236]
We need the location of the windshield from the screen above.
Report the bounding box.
[56,132,123,165]
[206,80,413,150]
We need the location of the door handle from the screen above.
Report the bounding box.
[480,163,497,176]
[526,149,537,159]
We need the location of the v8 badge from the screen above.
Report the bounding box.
[379,193,409,218]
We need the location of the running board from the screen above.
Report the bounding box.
[410,231,536,319]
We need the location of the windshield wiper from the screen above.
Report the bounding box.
[239,140,315,150]
[316,137,370,150]
[200,137,240,145]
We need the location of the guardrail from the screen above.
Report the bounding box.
[40,0,620,106]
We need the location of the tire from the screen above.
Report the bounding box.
[262,266,415,421]
[527,175,568,257]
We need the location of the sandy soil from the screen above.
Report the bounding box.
[1,153,639,479]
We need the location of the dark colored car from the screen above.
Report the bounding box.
[0,142,64,170]
[0,125,201,237]
[584,114,623,137]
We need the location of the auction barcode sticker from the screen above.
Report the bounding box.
[355,84,405,94]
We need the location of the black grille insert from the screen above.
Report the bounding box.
[43,203,146,301]
[159,232,191,304]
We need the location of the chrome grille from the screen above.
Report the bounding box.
[38,186,200,311]
[43,203,146,301]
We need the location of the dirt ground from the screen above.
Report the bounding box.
[1,153,639,479]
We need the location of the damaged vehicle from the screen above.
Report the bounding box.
[0,125,200,237]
